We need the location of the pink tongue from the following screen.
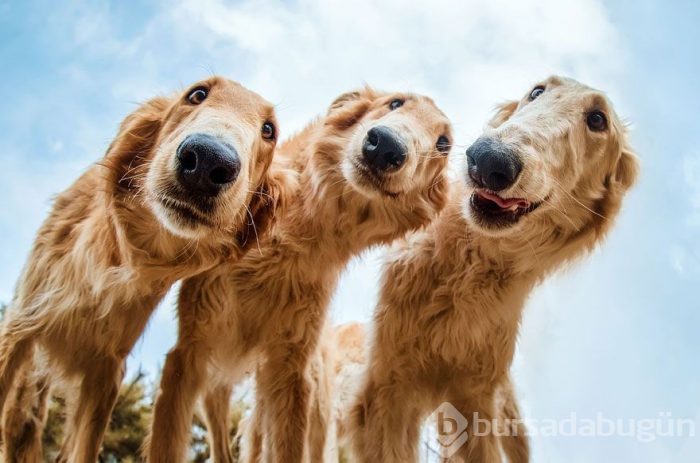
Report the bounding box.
[478,190,530,209]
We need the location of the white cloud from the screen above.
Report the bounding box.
[168,0,623,137]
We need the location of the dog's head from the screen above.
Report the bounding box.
[462,76,639,239]
[323,88,451,204]
[106,77,281,242]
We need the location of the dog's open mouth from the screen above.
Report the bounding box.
[469,189,541,228]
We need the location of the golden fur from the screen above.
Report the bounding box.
[241,322,368,462]
[349,76,639,462]
[244,322,527,462]
[144,87,453,463]
[243,321,524,462]
[0,77,286,463]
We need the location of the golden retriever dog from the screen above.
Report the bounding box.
[349,76,639,462]
[0,77,286,463]
[145,87,453,463]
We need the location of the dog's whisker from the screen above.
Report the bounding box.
[243,203,263,256]
[540,196,580,231]
[246,189,275,203]
[548,177,609,220]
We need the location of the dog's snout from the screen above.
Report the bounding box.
[362,126,407,172]
[466,138,522,191]
[176,133,241,197]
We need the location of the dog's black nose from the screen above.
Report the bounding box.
[176,133,241,197]
[362,126,407,172]
[466,138,522,191]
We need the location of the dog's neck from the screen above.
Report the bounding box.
[434,187,603,290]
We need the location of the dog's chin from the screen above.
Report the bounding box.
[150,197,213,240]
[343,159,401,199]
[462,191,542,237]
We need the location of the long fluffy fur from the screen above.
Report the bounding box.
[240,322,368,462]
[0,77,284,463]
[145,87,452,463]
[348,76,639,462]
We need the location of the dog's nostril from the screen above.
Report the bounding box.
[387,151,403,167]
[209,166,235,185]
[367,129,379,147]
[180,150,197,171]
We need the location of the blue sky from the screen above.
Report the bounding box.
[1,0,698,461]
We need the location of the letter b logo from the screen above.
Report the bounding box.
[429,403,469,457]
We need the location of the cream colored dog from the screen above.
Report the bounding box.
[0,77,285,463]
[349,76,639,462]
[145,87,453,463]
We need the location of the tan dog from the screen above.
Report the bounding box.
[0,77,286,463]
[145,87,453,463]
[349,76,639,462]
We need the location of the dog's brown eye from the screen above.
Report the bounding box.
[261,121,276,140]
[436,136,451,153]
[587,111,607,131]
[529,86,545,101]
[187,87,208,105]
[389,99,404,110]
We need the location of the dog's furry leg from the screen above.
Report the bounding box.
[146,343,207,463]
[349,379,422,463]
[257,342,314,463]
[1,363,50,463]
[239,381,265,463]
[203,383,234,463]
[61,356,123,463]
[500,420,529,463]
[0,318,36,418]
[54,390,80,463]
[306,349,332,463]
[498,382,529,463]
[445,397,502,463]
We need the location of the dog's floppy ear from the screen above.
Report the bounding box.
[613,145,639,189]
[589,141,639,244]
[488,101,518,128]
[237,164,298,251]
[104,96,171,191]
[326,87,375,130]
[328,91,362,113]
